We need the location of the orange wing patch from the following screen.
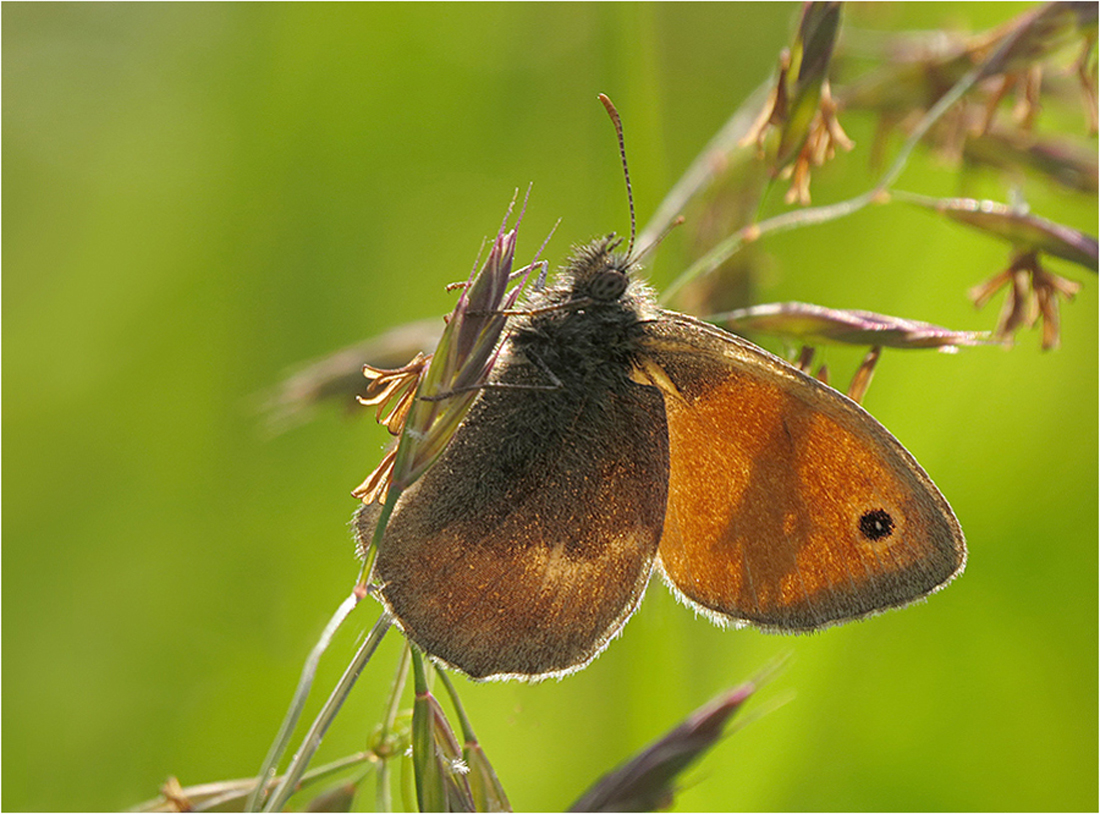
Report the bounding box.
[637,315,965,631]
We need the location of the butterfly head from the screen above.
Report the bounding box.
[564,234,635,302]
[523,233,659,327]
[511,233,657,391]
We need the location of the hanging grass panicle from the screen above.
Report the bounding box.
[970,248,1085,351]
[841,2,1098,166]
[715,301,996,352]
[714,301,997,402]
[740,2,854,205]
[898,192,1097,350]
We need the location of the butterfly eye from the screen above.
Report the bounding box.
[588,270,628,301]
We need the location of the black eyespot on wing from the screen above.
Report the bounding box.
[859,509,895,541]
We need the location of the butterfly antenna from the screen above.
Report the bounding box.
[598,93,636,258]
[633,215,685,266]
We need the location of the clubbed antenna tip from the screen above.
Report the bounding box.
[598,93,636,258]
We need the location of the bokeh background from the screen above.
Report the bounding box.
[5,3,1096,811]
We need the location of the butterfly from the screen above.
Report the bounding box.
[354,97,965,681]
[354,230,966,680]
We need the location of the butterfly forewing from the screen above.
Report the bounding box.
[363,347,670,680]
[637,312,966,631]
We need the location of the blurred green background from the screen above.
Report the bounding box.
[5,3,1096,811]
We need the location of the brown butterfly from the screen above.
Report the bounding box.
[355,102,965,682]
